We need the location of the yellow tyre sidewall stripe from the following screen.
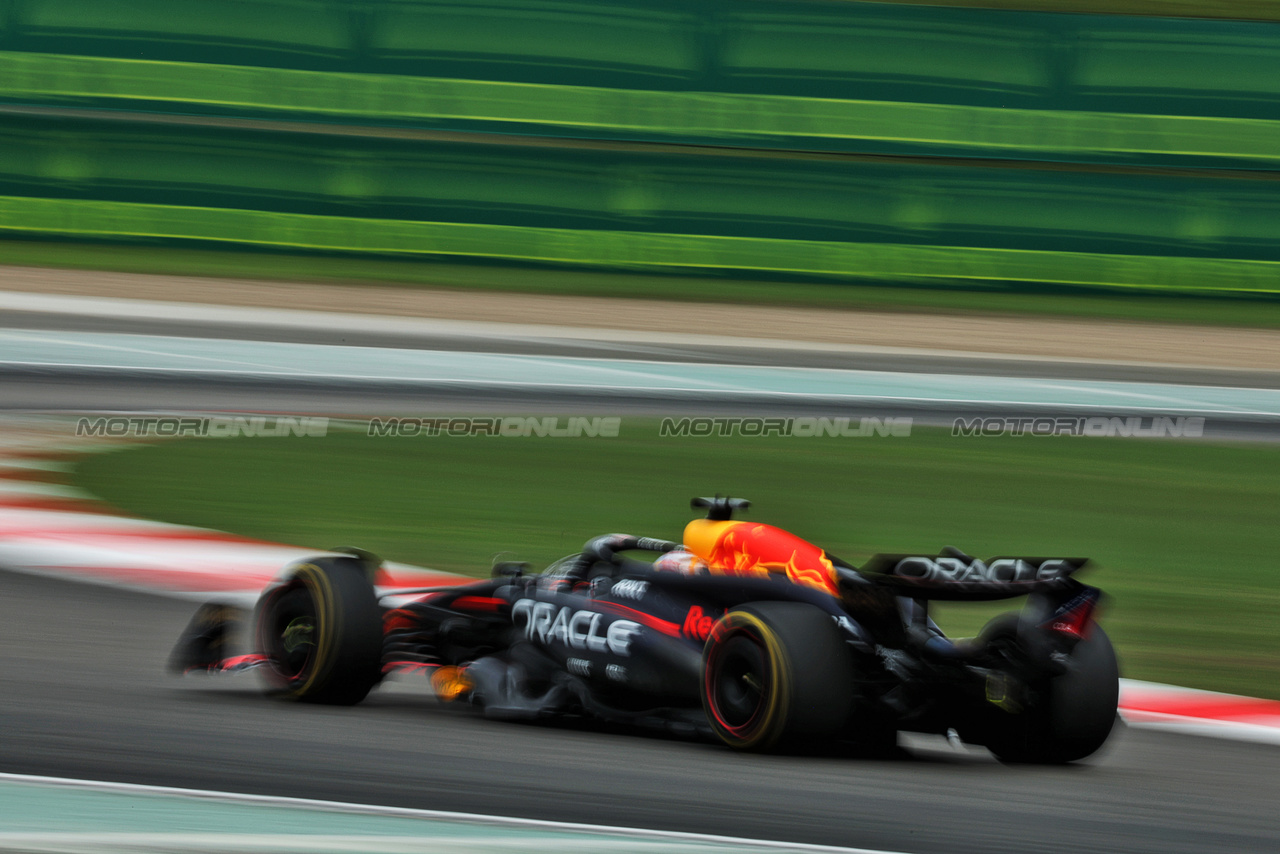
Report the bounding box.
[708,610,793,750]
[289,564,337,699]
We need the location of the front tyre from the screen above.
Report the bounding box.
[701,602,854,751]
[255,557,383,705]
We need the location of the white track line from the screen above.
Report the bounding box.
[0,773,911,854]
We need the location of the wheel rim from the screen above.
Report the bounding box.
[707,631,771,738]
[265,586,317,683]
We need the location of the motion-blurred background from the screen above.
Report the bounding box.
[2,0,1279,698]
[1,0,1278,305]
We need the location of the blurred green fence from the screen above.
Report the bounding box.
[7,196,1278,292]
[4,119,1278,261]
[4,52,1279,168]
[1,0,1278,292]
[3,1,1280,164]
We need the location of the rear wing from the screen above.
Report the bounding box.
[853,553,1090,601]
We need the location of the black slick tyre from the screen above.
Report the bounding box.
[983,614,1119,764]
[701,601,854,751]
[255,557,383,705]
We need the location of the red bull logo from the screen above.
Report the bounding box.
[682,605,716,640]
[682,519,839,597]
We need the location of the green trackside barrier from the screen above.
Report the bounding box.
[2,196,1277,294]
[3,52,1280,168]
[2,0,1280,165]
[4,0,1279,117]
[3,119,1279,263]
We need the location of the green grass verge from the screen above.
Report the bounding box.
[74,423,1280,699]
[7,238,1280,328]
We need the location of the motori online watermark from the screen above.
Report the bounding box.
[658,417,912,437]
[76,416,329,438]
[367,416,622,437]
[952,415,1205,438]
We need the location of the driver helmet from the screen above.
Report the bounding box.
[652,547,708,576]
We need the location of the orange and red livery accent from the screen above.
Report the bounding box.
[683,518,840,597]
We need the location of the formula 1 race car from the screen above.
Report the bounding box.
[172,497,1119,763]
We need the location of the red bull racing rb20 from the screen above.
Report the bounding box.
[173,497,1119,763]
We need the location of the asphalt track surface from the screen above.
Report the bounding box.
[2,568,1278,854]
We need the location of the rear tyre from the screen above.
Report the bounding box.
[982,614,1119,764]
[255,557,383,705]
[701,602,855,751]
